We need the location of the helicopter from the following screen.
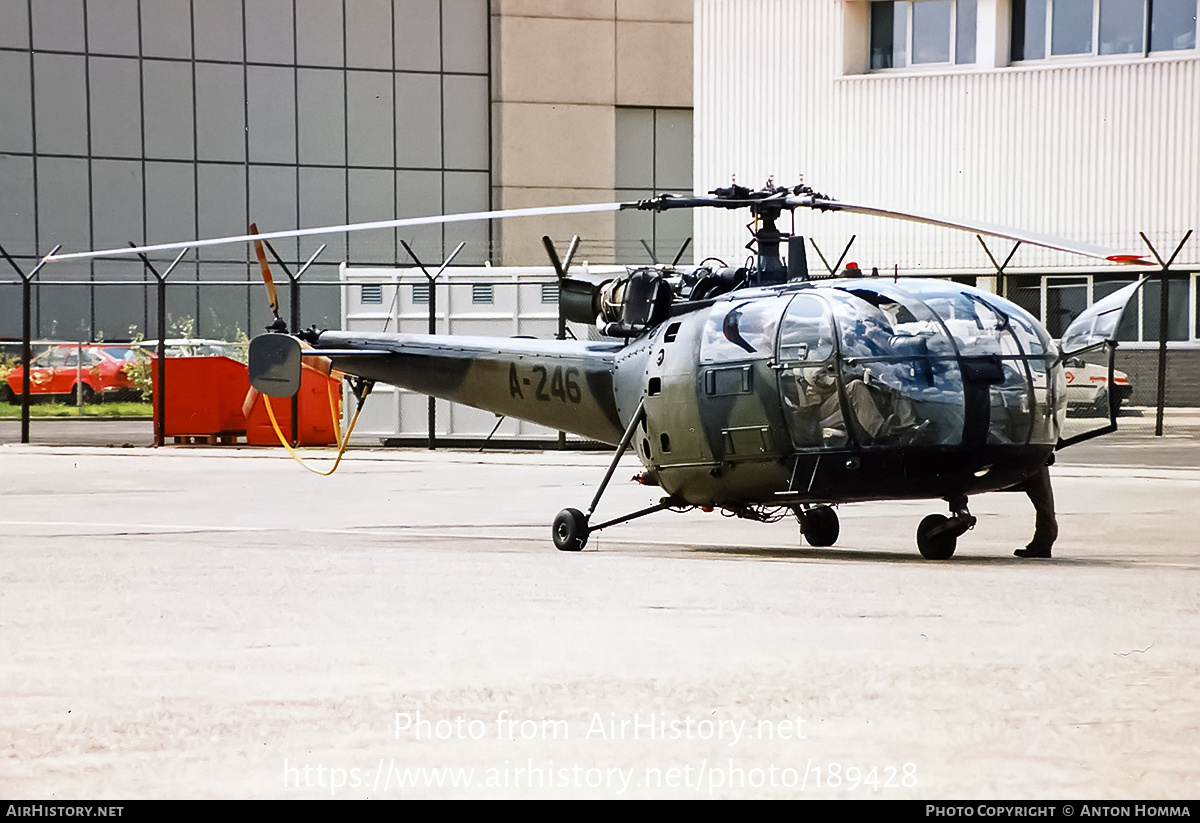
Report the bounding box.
[46,180,1150,559]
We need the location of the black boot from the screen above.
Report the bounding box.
[1014,544,1052,558]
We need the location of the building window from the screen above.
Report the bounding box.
[412,283,430,305]
[1012,0,1198,60]
[540,282,559,304]
[360,284,383,304]
[615,108,694,265]
[870,0,977,69]
[1007,273,1195,343]
[472,283,494,305]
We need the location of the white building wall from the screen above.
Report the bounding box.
[340,264,625,441]
[695,0,1199,276]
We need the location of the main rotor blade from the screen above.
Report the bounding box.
[795,196,1149,265]
[45,202,629,263]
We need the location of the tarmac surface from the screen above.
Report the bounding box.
[2,411,1198,798]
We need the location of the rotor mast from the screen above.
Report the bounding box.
[628,178,826,285]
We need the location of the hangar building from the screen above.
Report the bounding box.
[0,0,693,343]
[694,0,1199,404]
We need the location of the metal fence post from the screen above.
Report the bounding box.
[400,239,465,451]
[76,342,84,414]
[2,244,59,444]
[1139,230,1193,437]
[133,245,189,447]
[542,235,580,451]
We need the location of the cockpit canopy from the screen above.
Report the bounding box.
[701,279,1065,449]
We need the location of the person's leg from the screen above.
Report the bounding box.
[1015,463,1057,558]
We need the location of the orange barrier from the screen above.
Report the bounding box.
[244,363,341,446]
[151,355,250,443]
[150,356,341,446]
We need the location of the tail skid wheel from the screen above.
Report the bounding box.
[798,505,839,547]
[553,508,589,552]
[916,514,957,560]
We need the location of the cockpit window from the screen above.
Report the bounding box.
[832,284,957,361]
[699,296,789,363]
[882,279,1052,359]
[825,284,962,447]
[777,294,835,364]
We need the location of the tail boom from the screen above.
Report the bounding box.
[311,331,628,445]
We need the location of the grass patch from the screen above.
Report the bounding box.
[0,401,153,419]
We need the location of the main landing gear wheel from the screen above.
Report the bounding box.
[916,514,957,560]
[553,508,589,552]
[798,505,839,547]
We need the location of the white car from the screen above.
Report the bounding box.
[1063,357,1132,416]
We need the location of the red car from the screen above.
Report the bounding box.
[3,344,139,403]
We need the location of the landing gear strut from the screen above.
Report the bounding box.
[916,495,976,559]
[552,398,679,551]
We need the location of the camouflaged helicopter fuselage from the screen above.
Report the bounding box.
[317,330,637,446]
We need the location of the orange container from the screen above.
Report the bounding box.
[245,364,342,446]
[151,356,251,439]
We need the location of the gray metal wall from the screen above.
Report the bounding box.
[341,263,627,441]
[0,0,490,344]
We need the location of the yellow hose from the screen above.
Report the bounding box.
[263,377,364,476]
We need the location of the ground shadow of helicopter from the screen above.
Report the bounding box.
[687,544,1149,569]
[46,181,1150,560]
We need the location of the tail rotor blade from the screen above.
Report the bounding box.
[561,235,581,273]
[249,222,281,323]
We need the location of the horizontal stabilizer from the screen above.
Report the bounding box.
[248,334,302,398]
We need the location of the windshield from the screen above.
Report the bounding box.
[777,280,1063,448]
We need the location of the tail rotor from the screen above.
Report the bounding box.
[249,222,287,332]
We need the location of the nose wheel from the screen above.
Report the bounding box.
[550,397,675,552]
[916,496,976,559]
[553,508,589,552]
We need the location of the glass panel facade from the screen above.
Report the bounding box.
[1099,0,1146,53]
[868,1,897,68]
[0,0,491,341]
[615,107,694,265]
[1142,278,1189,341]
[1016,0,1198,59]
[1151,0,1198,50]
[872,0,977,68]
[913,0,953,63]
[1044,276,1089,337]
[1012,0,1047,59]
[956,0,978,62]
[1010,274,1200,346]
[1052,0,1094,54]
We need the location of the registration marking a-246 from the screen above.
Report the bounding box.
[508,364,582,403]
